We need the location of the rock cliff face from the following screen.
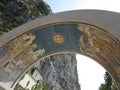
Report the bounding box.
[0,0,80,90]
[38,54,80,90]
[0,0,52,34]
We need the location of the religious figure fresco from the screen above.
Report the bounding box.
[77,23,120,67]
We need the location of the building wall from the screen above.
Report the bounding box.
[19,74,36,90]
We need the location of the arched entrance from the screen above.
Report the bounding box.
[0,10,120,89]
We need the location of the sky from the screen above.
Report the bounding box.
[76,54,105,90]
[44,0,120,90]
[44,0,120,13]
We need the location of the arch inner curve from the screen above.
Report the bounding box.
[0,22,120,89]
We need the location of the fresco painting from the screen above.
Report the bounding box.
[77,23,120,63]
[0,22,120,88]
[52,33,65,44]
[0,32,45,87]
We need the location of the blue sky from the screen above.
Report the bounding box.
[44,0,120,13]
[44,0,120,90]
[44,0,81,12]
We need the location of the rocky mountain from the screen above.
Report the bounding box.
[37,54,80,90]
[0,0,80,90]
[0,0,52,34]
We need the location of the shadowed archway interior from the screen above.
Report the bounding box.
[0,10,120,89]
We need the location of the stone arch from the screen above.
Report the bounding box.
[0,10,120,89]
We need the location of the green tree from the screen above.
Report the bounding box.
[99,72,118,90]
